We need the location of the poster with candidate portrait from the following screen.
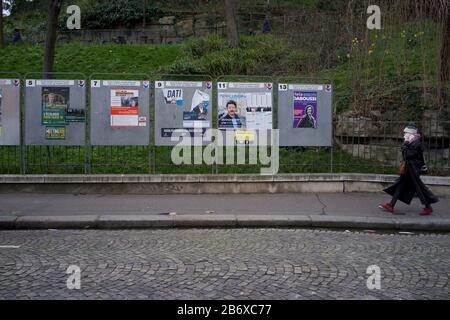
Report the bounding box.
[217,82,272,130]
[278,83,332,147]
[110,88,140,128]
[293,91,318,129]
[154,80,212,146]
[41,87,69,125]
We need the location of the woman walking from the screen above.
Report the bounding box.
[379,123,439,215]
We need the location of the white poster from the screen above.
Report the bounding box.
[110,88,140,128]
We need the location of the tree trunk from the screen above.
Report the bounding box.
[437,0,450,109]
[439,3,450,83]
[143,0,147,28]
[43,0,62,78]
[0,0,4,49]
[224,0,239,47]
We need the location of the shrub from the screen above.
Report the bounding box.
[183,34,228,59]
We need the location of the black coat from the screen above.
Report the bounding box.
[384,139,439,205]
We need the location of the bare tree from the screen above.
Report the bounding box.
[224,0,239,47]
[142,0,147,28]
[436,0,450,109]
[43,0,62,77]
[0,0,4,48]
[439,2,450,81]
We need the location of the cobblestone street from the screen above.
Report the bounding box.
[0,229,449,300]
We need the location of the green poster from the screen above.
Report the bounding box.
[45,126,66,140]
[41,87,69,125]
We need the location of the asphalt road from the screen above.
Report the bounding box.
[0,228,448,300]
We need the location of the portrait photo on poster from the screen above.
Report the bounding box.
[293,91,318,129]
[110,88,140,128]
[218,92,272,130]
[157,82,212,140]
[163,88,183,107]
[183,89,210,125]
[41,87,70,125]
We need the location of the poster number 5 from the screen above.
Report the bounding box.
[26,80,35,87]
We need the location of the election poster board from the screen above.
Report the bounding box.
[0,79,21,145]
[278,83,333,146]
[90,80,150,145]
[154,80,213,146]
[217,82,273,145]
[25,79,86,146]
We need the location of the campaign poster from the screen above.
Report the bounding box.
[45,126,66,140]
[293,91,318,129]
[163,88,183,107]
[41,87,69,125]
[66,105,85,122]
[110,88,139,128]
[218,92,272,129]
[182,89,210,127]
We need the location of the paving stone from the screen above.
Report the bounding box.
[0,229,448,299]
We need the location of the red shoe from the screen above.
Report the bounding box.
[420,207,433,216]
[378,203,394,213]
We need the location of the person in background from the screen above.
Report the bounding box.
[379,123,439,215]
[262,19,271,33]
[12,29,22,44]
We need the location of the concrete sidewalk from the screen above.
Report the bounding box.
[0,192,449,231]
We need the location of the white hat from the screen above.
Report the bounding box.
[404,123,418,134]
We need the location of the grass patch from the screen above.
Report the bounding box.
[0,43,182,75]
[1,145,411,175]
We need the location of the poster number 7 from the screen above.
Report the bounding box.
[91,80,101,88]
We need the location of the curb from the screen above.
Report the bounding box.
[1,215,450,232]
[1,174,449,197]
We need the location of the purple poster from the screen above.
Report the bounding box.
[293,91,317,129]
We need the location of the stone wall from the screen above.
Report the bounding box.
[335,110,450,167]
[29,14,226,44]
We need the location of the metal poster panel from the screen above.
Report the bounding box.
[217,82,273,146]
[0,79,21,145]
[278,83,333,146]
[90,80,150,145]
[24,79,86,145]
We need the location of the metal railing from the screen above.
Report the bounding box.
[1,120,448,175]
